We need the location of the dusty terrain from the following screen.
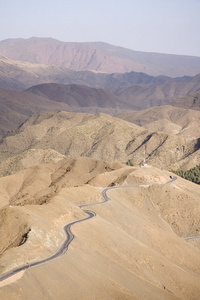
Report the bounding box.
[0,157,200,299]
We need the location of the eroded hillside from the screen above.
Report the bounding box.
[0,111,199,175]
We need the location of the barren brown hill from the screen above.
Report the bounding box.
[170,90,200,110]
[113,74,200,110]
[1,37,200,77]
[26,83,121,109]
[0,157,200,299]
[117,105,200,140]
[0,111,199,172]
[0,88,70,137]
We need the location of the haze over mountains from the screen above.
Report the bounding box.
[1,36,200,173]
[0,54,179,91]
[1,37,200,77]
[1,37,200,299]
[1,76,200,138]
[1,37,200,173]
[2,81,200,140]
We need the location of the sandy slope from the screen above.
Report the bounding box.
[0,149,66,177]
[0,158,200,299]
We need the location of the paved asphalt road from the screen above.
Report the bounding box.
[0,176,199,282]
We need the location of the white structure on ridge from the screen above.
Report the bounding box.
[141,145,149,167]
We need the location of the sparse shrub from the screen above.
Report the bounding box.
[126,159,134,166]
[172,165,200,185]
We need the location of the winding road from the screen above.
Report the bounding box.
[0,176,199,282]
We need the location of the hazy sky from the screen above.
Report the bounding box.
[1,0,200,56]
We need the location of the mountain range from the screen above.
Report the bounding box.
[1,80,200,154]
[0,54,176,91]
[1,37,200,170]
[1,37,200,299]
[1,37,200,77]
[1,111,200,178]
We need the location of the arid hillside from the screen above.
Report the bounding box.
[1,37,200,77]
[0,88,70,137]
[0,157,200,299]
[117,105,200,140]
[113,74,200,110]
[0,111,200,173]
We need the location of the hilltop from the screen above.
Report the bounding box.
[26,83,121,109]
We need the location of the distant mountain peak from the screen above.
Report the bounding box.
[1,37,200,77]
